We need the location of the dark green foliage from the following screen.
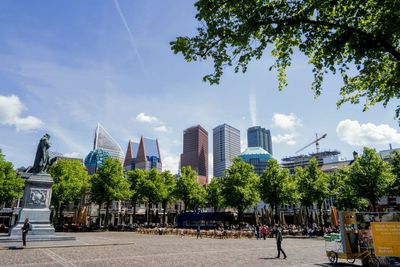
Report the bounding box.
[48,159,89,223]
[348,147,395,211]
[91,158,131,226]
[0,150,24,206]
[171,0,400,118]
[219,158,260,223]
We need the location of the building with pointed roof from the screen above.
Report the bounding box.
[135,136,162,172]
[93,123,125,163]
[123,140,139,171]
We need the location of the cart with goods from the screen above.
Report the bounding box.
[325,210,400,266]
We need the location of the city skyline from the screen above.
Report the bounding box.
[0,1,399,177]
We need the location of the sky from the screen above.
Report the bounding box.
[0,1,399,176]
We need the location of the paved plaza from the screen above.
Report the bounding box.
[0,232,359,267]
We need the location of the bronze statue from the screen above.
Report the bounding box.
[31,134,51,174]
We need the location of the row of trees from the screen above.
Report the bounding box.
[1,147,399,226]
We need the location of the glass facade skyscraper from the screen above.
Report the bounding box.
[247,126,273,155]
[93,123,125,163]
[213,124,240,177]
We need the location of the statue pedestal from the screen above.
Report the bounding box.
[6,173,75,241]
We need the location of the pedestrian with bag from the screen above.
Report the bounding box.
[21,218,31,247]
[275,224,287,259]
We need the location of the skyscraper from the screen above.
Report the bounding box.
[93,123,125,163]
[123,140,138,171]
[247,126,273,155]
[180,125,208,185]
[135,136,162,172]
[213,124,240,177]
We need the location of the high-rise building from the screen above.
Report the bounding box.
[123,140,139,171]
[135,136,162,172]
[180,125,208,185]
[93,123,125,163]
[213,124,240,177]
[247,126,273,155]
[239,147,273,176]
[85,123,124,174]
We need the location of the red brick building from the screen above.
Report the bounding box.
[180,125,208,185]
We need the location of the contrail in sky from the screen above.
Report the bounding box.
[249,90,257,126]
[113,0,145,73]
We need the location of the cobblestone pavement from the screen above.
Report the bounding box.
[0,232,360,267]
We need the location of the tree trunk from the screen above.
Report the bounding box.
[147,202,151,224]
[274,202,279,224]
[59,205,64,225]
[105,202,110,227]
[132,201,136,224]
[238,207,243,225]
[162,201,167,226]
[371,201,376,212]
[318,203,324,226]
[305,206,309,226]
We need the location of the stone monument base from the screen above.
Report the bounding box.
[4,173,75,242]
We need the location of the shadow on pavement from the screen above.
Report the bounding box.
[259,257,282,260]
[314,263,357,267]
[6,246,24,250]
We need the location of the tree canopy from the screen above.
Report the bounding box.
[348,147,395,211]
[171,0,400,118]
[0,150,24,206]
[205,177,224,212]
[220,158,260,223]
[175,166,206,211]
[260,159,297,222]
[91,158,131,226]
[390,150,400,195]
[48,159,89,222]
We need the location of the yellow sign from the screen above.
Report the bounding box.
[371,222,400,256]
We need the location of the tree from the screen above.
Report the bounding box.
[159,170,176,225]
[331,168,369,211]
[137,168,163,223]
[296,158,329,225]
[171,1,400,118]
[48,159,89,224]
[390,150,400,195]
[260,159,297,223]
[126,168,146,224]
[205,177,224,212]
[348,147,395,211]
[220,158,259,223]
[0,150,24,206]
[91,158,132,227]
[175,166,206,211]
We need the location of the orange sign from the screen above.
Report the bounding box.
[371,222,400,256]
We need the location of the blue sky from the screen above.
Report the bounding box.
[0,1,399,176]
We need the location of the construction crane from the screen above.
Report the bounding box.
[295,133,327,154]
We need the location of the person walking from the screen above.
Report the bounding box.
[275,224,286,259]
[197,225,202,239]
[21,218,31,247]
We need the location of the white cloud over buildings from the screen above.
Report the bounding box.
[336,119,400,146]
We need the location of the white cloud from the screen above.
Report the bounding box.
[0,95,44,132]
[272,113,302,130]
[154,125,168,133]
[272,134,297,145]
[63,152,80,158]
[161,151,180,174]
[136,112,159,123]
[336,119,400,146]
